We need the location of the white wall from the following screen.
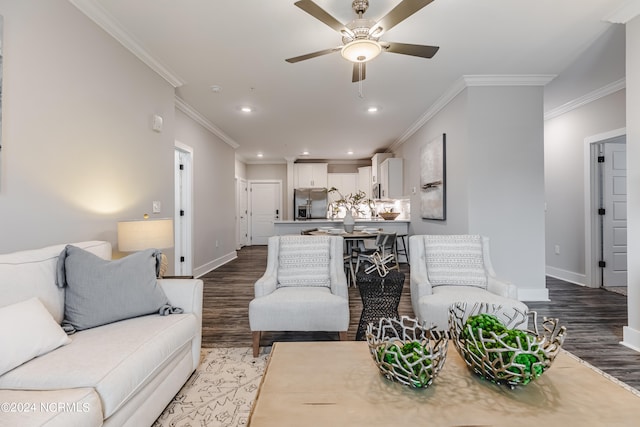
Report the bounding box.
[0,0,175,260]
[174,109,237,276]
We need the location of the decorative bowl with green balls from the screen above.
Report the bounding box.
[448,302,567,388]
[366,316,448,389]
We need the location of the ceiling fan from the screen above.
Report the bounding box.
[286,0,439,82]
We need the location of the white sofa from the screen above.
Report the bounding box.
[0,241,203,427]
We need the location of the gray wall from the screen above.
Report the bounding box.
[625,15,640,349]
[0,0,238,278]
[393,91,470,236]
[544,25,625,111]
[543,24,626,283]
[0,0,174,257]
[394,84,547,299]
[175,109,237,274]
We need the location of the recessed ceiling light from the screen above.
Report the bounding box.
[347,150,354,155]
[210,85,222,93]
[301,151,310,156]
[367,106,379,113]
[257,153,263,158]
[241,106,252,113]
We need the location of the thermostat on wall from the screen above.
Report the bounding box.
[152,114,163,132]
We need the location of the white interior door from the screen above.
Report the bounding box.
[174,144,193,276]
[250,181,281,245]
[601,140,627,287]
[237,178,249,248]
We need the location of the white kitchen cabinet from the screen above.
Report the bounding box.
[327,173,358,203]
[294,163,328,188]
[379,158,403,199]
[358,166,372,199]
[371,153,393,184]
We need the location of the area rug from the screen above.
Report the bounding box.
[153,347,270,427]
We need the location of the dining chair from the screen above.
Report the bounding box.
[354,232,399,274]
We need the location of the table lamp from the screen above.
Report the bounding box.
[117,216,174,277]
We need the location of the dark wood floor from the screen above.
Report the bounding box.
[200,245,640,390]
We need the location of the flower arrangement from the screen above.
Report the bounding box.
[328,187,374,218]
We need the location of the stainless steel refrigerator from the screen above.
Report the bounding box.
[294,188,328,220]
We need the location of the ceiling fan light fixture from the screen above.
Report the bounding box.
[341,39,381,63]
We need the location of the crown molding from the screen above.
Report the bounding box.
[463,74,556,86]
[69,0,185,88]
[544,78,626,120]
[604,0,640,23]
[389,75,556,150]
[175,96,240,149]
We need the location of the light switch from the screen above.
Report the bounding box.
[152,201,161,213]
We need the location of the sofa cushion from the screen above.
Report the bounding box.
[56,245,181,333]
[249,287,349,331]
[0,241,111,323]
[0,297,71,376]
[424,234,487,289]
[0,312,198,419]
[277,235,331,288]
[416,286,529,330]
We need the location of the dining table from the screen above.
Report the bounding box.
[307,228,381,285]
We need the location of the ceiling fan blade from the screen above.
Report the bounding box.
[375,0,434,33]
[352,63,366,83]
[294,0,348,33]
[382,42,439,58]
[285,47,341,63]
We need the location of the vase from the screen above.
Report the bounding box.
[343,211,355,233]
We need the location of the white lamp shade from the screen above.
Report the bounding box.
[341,39,382,63]
[117,218,174,251]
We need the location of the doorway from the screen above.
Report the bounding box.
[175,142,193,276]
[584,128,627,288]
[236,178,249,249]
[249,180,281,245]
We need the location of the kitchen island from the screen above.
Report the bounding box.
[273,218,409,236]
[273,219,410,263]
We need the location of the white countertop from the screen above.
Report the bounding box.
[274,218,410,224]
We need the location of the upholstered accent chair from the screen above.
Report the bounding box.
[409,234,529,330]
[249,235,350,357]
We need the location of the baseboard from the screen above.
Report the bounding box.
[518,288,550,302]
[546,266,587,287]
[622,327,640,354]
[194,251,237,278]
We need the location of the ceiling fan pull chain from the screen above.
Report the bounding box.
[358,63,364,99]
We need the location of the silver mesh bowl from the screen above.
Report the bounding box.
[366,316,448,388]
[448,302,567,388]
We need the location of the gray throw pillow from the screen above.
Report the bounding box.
[56,245,182,333]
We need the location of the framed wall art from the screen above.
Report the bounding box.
[420,133,446,220]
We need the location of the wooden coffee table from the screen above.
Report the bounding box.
[248,341,640,426]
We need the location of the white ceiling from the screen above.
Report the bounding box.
[72,0,627,163]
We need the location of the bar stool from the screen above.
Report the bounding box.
[396,233,409,264]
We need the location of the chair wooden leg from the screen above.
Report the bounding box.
[338,331,348,341]
[252,331,261,357]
